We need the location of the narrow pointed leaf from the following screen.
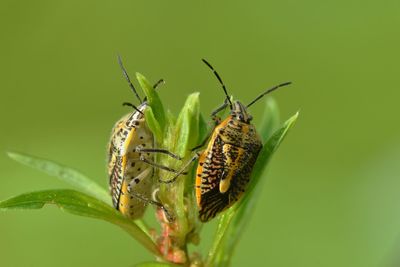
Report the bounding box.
[245,111,299,197]
[207,111,299,267]
[144,106,163,142]
[258,98,281,143]
[7,152,110,204]
[137,72,166,130]
[173,92,201,155]
[0,189,160,256]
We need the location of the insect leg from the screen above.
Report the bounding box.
[211,98,230,124]
[190,99,229,151]
[139,156,188,175]
[136,146,182,160]
[127,188,174,222]
[190,133,212,151]
[158,152,200,184]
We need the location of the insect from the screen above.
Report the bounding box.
[196,59,291,221]
[164,59,291,222]
[108,56,181,220]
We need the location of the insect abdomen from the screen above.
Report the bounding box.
[196,116,262,222]
[108,104,155,219]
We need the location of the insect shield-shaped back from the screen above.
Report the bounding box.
[196,101,262,222]
[108,103,154,219]
[196,59,291,222]
[108,56,180,221]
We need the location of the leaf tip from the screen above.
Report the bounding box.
[294,110,300,117]
[135,72,146,81]
[6,151,17,159]
[289,111,300,124]
[185,92,200,104]
[6,151,27,164]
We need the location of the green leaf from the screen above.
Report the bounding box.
[6,152,152,237]
[246,111,299,197]
[206,110,299,267]
[144,106,163,142]
[258,98,281,143]
[7,152,110,204]
[0,189,160,256]
[136,72,166,130]
[173,92,201,156]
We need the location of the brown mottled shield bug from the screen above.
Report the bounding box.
[107,56,181,220]
[163,59,291,222]
[196,59,291,221]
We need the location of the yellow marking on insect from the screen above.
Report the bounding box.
[108,101,157,219]
[220,143,246,193]
[194,58,291,222]
[195,152,207,206]
[195,112,263,222]
[108,58,180,221]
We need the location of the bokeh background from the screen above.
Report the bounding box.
[1,0,400,266]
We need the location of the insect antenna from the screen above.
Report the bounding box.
[140,79,166,103]
[122,102,144,115]
[246,81,292,108]
[202,59,233,109]
[117,55,143,104]
[153,79,165,89]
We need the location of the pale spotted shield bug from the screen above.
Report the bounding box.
[108,56,181,220]
[165,59,291,222]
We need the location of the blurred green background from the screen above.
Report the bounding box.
[1,0,400,266]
